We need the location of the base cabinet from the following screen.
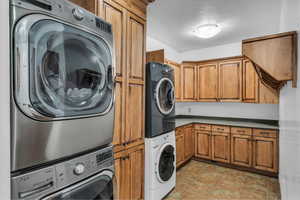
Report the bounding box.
[195,130,211,159]
[175,125,194,167]
[185,124,279,174]
[231,134,252,167]
[252,136,278,173]
[175,133,185,167]
[114,144,144,200]
[184,126,194,160]
[211,131,231,163]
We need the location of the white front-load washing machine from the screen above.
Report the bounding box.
[145,131,176,200]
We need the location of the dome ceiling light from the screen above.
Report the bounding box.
[193,24,221,39]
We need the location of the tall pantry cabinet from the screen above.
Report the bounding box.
[70,0,153,199]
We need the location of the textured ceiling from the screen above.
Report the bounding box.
[147,0,282,52]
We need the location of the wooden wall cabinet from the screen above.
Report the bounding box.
[182,64,197,101]
[166,60,182,101]
[218,60,242,102]
[242,59,259,103]
[197,63,218,101]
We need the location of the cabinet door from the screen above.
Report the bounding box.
[127,13,145,82]
[242,59,258,103]
[252,136,278,173]
[125,83,144,144]
[198,64,218,101]
[211,132,230,163]
[113,81,125,152]
[218,60,242,101]
[176,134,184,167]
[259,82,279,104]
[127,145,145,200]
[102,1,126,77]
[114,151,127,200]
[167,60,182,101]
[182,65,196,101]
[195,130,211,159]
[231,134,252,167]
[184,127,194,160]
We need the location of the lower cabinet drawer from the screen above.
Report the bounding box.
[212,125,230,133]
[253,129,278,138]
[231,127,252,136]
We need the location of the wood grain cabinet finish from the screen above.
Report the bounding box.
[218,60,242,102]
[114,145,144,200]
[166,60,182,101]
[127,13,145,82]
[182,64,196,101]
[197,63,218,101]
[242,59,259,103]
[252,135,278,173]
[259,82,279,104]
[184,126,194,160]
[231,133,252,167]
[113,81,125,152]
[125,83,144,145]
[102,1,126,78]
[175,133,185,167]
[211,131,231,163]
[195,130,211,159]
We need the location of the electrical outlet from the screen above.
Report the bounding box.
[188,107,192,113]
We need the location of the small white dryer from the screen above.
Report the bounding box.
[145,131,176,200]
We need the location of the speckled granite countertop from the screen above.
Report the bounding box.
[175,115,279,130]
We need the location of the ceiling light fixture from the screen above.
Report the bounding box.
[193,24,221,39]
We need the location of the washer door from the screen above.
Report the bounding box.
[155,78,175,115]
[156,144,175,183]
[14,15,114,120]
[41,170,114,200]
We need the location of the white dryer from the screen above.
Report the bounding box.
[145,131,176,200]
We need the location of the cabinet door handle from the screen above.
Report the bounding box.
[237,130,245,133]
[260,132,270,135]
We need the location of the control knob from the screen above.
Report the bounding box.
[72,8,84,21]
[73,163,85,175]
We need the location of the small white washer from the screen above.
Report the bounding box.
[144,131,176,200]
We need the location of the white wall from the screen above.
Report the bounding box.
[180,42,242,61]
[146,36,181,63]
[0,0,11,198]
[176,102,279,120]
[278,0,300,199]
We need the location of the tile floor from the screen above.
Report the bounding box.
[165,160,280,200]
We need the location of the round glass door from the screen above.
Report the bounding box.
[157,145,175,182]
[155,78,175,115]
[42,172,113,200]
[28,19,113,118]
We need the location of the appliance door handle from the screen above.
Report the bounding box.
[107,65,115,89]
[19,181,54,199]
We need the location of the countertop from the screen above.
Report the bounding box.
[175,115,279,130]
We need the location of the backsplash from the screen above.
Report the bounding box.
[175,102,279,120]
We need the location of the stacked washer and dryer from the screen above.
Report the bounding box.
[145,62,176,200]
[10,0,116,199]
